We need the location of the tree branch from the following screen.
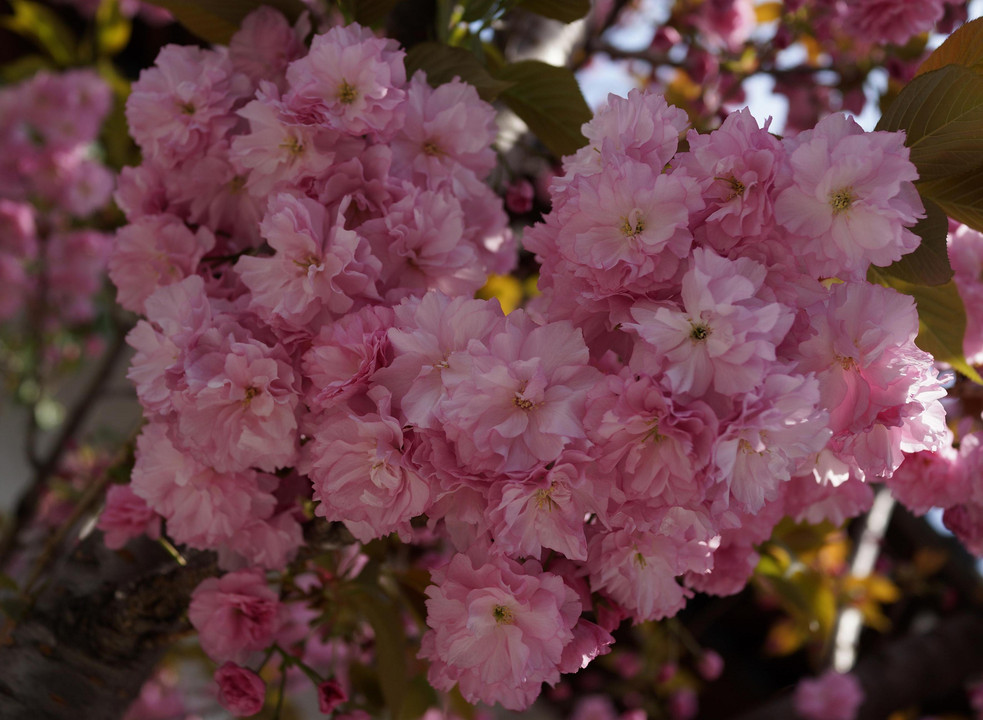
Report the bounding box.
[0,534,217,720]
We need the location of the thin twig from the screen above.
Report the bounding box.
[0,325,130,571]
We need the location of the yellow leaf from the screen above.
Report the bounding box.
[755,2,782,23]
[800,35,823,65]
[477,275,523,314]
[912,548,948,577]
[765,618,806,656]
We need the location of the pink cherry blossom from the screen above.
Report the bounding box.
[794,670,864,720]
[774,113,923,280]
[189,568,280,664]
[214,663,266,717]
[97,484,161,550]
[284,24,406,137]
[420,551,581,710]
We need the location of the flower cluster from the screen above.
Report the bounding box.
[0,70,114,324]
[106,9,946,713]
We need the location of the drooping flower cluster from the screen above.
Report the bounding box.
[106,9,947,713]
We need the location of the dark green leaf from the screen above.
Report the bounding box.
[917,16,983,77]
[495,60,591,158]
[877,64,983,182]
[347,0,401,26]
[139,0,305,44]
[866,272,982,383]
[869,197,952,286]
[0,54,52,83]
[919,168,983,233]
[405,42,513,101]
[462,0,501,23]
[352,585,407,719]
[519,0,590,22]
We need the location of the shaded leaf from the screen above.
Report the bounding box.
[495,60,591,158]
[871,197,952,286]
[919,168,983,233]
[405,42,513,101]
[347,0,401,26]
[462,0,500,23]
[1,0,77,65]
[519,0,590,22]
[877,64,983,182]
[140,0,305,44]
[352,585,408,719]
[0,54,52,83]
[916,16,983,77]
[867,271,982,383]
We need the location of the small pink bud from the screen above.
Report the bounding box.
[317,679,347,715]
[214,662,265,717]
[697,650,724,681]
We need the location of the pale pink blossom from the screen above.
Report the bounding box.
[844,0,947,46]
[236,193,380,330]
[391,73,497,183]
[360,185,484,299]
[560,89,689,190]
[676,108,784,252]
[437,311,600,475]
[214,663,266,717]
[231,85,351,198]
[794,671,864,720]
[774,114,923,279]
[109,213,216,313]
[189,568,280,664]
[228,6,309,91]
[302,304,394,406]
[284,24,406,137]
[97,484,161,550]
[126,45,246,167]
[628,248,793,397]
[300,392,430,542]
[420,552,581,710]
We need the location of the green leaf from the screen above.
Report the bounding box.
[918,168,983,233]
[96,0,131,57]
[462,0,501,23]
[495,60,591,158]
[139,0,305,44]
[916,16,983,77]
[346,0,401,26]
[867,271,982,383]
[877,64,983,182]
[405,42,513,101]
[0,54,52,83]
[519,0,590,22]
[1,0,77,65]
[352,585,407,719]
[870,197,952,286]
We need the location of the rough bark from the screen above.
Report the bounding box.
[0,535,216,720]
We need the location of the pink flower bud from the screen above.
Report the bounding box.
[214,662,265,717]
[697,650,724,681]
[317,679,347,715]
[505,179,534,214]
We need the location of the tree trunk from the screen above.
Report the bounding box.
[0,535,215,720]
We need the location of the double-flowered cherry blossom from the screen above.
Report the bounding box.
[107,12,948,711]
